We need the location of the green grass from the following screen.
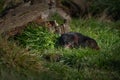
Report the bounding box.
[0,0,4,14]
[0,18,120,80]
[13,23,58,50]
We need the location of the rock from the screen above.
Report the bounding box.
[0,0,71,37]
[0,3,52,34]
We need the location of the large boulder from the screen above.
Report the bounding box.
[0,3,50,34]
[0,0,71,37]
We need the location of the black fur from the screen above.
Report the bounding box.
[58,32,100,50]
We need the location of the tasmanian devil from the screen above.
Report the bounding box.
[58,32,100,50]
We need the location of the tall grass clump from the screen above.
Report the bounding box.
[0,36,43,80]
[0,36,73,80]
[14,23,59,51]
